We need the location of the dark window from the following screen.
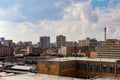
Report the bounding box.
[79,63,87,71]
[109,66,115,73]
[102,64,108,72]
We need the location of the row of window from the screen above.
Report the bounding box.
[60,63,76,70]
[78,63,120,73]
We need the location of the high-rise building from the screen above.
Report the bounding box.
[0,37,5,45]
[40,36,50,49]
[0,37,5,42]
[97,39,120,59]
[78,37,97,51]
[56,35,66,48]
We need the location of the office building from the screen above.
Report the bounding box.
[24,41,32,46]
[60,46,81,56]
[97,39,120,59]
[79,37,97,51]
[0,37,5,45]
[0,37,5,42]
[40,36,50,49]
[66,41,78,47]
[4,40,13,47]
[56,35,66,48]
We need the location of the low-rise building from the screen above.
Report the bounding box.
[60,46,80,56]
[27,46,42,54]
[0,46,13,56]
[37,57,120,79]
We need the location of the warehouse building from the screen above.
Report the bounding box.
[37,57,120,79]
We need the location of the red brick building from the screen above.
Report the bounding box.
[0,46,13,56]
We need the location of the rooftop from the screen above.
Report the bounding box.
[0,73,84,80]
[39,57,120,63]
[0,73,119,80]
[11,65,34,70]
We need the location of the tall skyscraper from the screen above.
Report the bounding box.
[40,36,50,49]
[56,35,66,48]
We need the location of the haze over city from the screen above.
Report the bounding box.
[0,0,120,43]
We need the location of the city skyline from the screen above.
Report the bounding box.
[0,0,120,43]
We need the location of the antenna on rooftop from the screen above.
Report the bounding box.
[104,27,107,41]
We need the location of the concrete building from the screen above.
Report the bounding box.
[66,41,78,47]
[40,36,50,49]
[27,46,42,54]
[0,37,5,42]
[17,41,32,47]
[3,40,13,47]
[60,46,81,56]
[79,37,97,51]
[56,35,66,48]
[24,41,32,46]
[37,57,120,79]
[97,40,120,59]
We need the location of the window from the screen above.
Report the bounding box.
[109,66,115,73]
[102,64,109,72]
[79,63,87,71]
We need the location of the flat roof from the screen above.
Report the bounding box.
[0,73,85,80]
[93,76,120,80]
[0,72,119,80]
[39,57,120,63]
[11,65,33,70]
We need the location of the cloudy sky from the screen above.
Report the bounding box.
[0,0,120,43]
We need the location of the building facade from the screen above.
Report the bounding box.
[56,35,66,48]
[60,46,80,56]
[37,57,120,79]
[27,46,42,54]
[97,40,120,59]
[40,36,50,49]
[3,40,13,47]
[79,37,97,51]
[0,37,5,42]
[0,46,13,56]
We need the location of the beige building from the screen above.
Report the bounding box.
[79,37,97,51]
[97,40,120,59]
[60,46,80,56]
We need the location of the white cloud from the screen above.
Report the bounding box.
[18,22,36,34]
[0,4,26,20]
[0,0,120,43]
[38,0,120,41]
